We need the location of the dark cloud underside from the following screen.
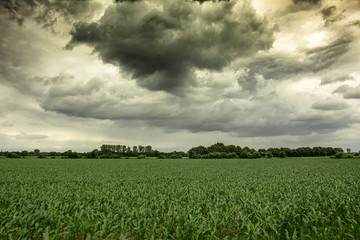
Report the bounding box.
[2,0,101,26]
[67,0,275,93]
[312,99,348,111]
[333,85,360,99]
[293,0,321,4]
[238,36,352,90]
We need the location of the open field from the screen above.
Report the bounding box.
[1,157,360,239]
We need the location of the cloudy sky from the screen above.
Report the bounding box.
[1,0,360,152]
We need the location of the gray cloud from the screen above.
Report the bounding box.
[321,6,336,18]
[15,133,48,140]
[293,0,321,4]
[67,0,275,93]
[352,19,360,27]
[312,99,349,111]
[1,120,14,127]
[39,77,356,138]
[282,0,321,14]
[333,85,360,99]
[321,73,354,85]
[2,0,102,27]
[237,35,352,90]
[321,5,345,26]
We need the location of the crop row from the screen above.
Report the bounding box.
[0,157,359,239]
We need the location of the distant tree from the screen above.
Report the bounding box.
[132,146,138,153]
[227,152,238,158]
[278,151,287,158]
[258,149,267,157]
[90,149,99,158]
[6,152,20,158]
[115,145,121,153]
[335,152,344,158]
[239,151,249,158]
[334,148,344,153]
[266,152,273,158]
[20,150,29,158]
[225,144,237,153]
[38,154,46,159]
[208,142,226,153]
[34,149,40,156]
[120,145,125,153]
[235,146,242,155]
[49,151,57,157]
[250,151,262,159]
[153,150,160,157]
[346,148,351,154]
[188,145,208,157]
[65,150,80,159]
[325,147,336,156]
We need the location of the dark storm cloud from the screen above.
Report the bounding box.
[312,99,348,111]
[293,0,321,4]
[66,0,275,93]
[238,35,352,89]
[283,0,322,13]
[2,0,101,26]
[333,85,360,99]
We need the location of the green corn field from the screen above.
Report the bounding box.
[0,157,359,239]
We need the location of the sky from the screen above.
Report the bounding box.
[0,0,360,152]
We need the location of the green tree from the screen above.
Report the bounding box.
[7,152,20,158]
[34,149,40,156]
[90,149,99,158]
[278,151,287,158]
[133,146,138,153]
[20,150,29,158]
[258,149,267,157]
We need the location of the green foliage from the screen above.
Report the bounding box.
[0,157,359,239]
[65,150,80,159]
[239,151,250,158]
[335,152,344,158]
[189,143,342,159]
[137,155,145,159]
[278,151,287,158]
[37,154,46,158]
[33,149,40,155]
[266,151,273,158]
[249,151,262,159]
[20,150,29,158]
[6,152,20,158]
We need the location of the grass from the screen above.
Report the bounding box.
[0,157,359,239]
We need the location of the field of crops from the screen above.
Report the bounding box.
[0,157,359,239]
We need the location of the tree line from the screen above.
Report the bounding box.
[188,143,346,159]
[2,142,357,159]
